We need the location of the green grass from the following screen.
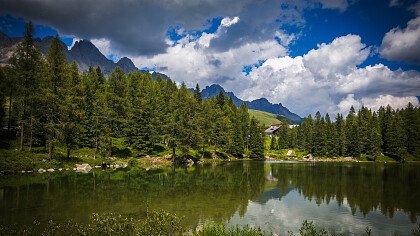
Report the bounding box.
[248,109,282,127]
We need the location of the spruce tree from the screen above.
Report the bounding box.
[10,21,42,151]
[238,102,250,150]
[270,136,277,150]
[193,83,202,103]
[249,117,264,158]
[335,113,346,156]
[345,106,361,158]
[45,35,68,159]
[62,62,85,158]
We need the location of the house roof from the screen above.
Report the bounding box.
[265,125,280,134]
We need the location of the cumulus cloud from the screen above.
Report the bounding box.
[238,34,420,117]
[303,34,370,80]
[133,25,288,90]
[361,95,419,112]
[380,16,420,65]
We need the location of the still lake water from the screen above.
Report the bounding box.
[0,161,419,235]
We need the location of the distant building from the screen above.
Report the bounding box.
[265,125,281,136]
[288,124,299,128]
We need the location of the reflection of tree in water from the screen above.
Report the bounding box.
[0,161,267,229]
[271,163,420,223]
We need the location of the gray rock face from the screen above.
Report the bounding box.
[0,33,140,75]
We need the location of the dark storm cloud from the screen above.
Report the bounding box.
[0,0,349,56]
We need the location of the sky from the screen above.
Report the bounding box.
[1,0,420,117]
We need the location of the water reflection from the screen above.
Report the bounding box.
[0,161,419,235]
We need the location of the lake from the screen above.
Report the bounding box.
[0,161,419,235]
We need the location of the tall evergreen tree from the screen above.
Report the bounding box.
[193,83,202,103]
[335,113,346,156]
[248,117,264,158]
[345,106,361,158]
[45,35,68,159]
[9,21,42,151]
[62,62,85,158]
[238,102,250,150]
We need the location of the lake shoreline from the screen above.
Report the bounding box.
[1,152,416,175]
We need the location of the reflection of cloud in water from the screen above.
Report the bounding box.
[228,189,418,236]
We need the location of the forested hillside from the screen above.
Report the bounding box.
[270,105,420,161]
[0,23,266,160]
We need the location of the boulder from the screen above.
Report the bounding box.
[75,163,92,171]
[47,168,54,172]
[38,169,46,173]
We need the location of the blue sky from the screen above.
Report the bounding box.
[0,0,419,116]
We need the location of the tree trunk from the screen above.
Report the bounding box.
[172,146,176,162]
[66,147,71,159]
[108,137,112,158]
[7,92,12,130]
[48,140,53,160]
[19,121,24,151]
[29,116,33,152]
[94,136,98,159]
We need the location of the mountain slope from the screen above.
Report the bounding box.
[201,84,302,123]
[248,109,282,127]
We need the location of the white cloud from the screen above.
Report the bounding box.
[91,38,113,57]
[361,95,419,112]
[128,22,419,118]
[335,94,362,115]
[198,16,240,47]
[132,20,288,91]
[303,34,370,80]
[221,16,240,27]
[239,35,420,117]
[68,37,80,50]
[380,17,420,65]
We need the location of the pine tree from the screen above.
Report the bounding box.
[325,113,338,157]
[104,67,128,157]
[368,112,382,159]
[193,83,202,103]
[345,106,361,158]
[9,21,42,151]
[62,62,85,158]
[401,103,420,157]
[277,125,288,149]
[335,113,346,156]
[45,35,68,159]
[270,136,277,150]
[238,102,250,150]
[249,117,264,158]
[313,111,326,156]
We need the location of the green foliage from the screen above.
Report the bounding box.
[194,224,268,236]
[249,117,265,158]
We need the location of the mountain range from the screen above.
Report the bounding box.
[0,32,302,123]
[200,84,302,123]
